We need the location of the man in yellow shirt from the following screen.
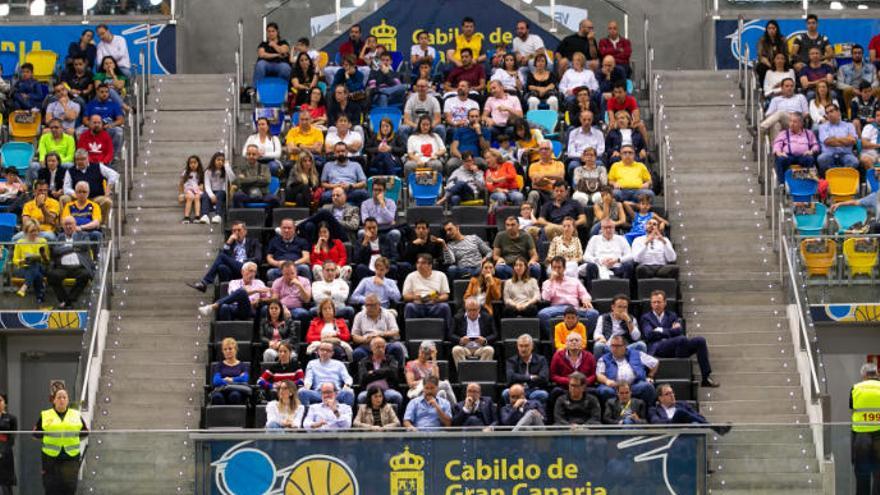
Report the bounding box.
[446,17,486,67]
[607,145,653,202]
[526,141,565,209]
[284,110,324,161]
[61,181,103,243]
[19,180,60,241]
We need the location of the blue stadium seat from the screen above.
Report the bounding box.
[784,169,818,203]
[367,176,402,204]
[793,203,827,236]
[255,77,288,107]
[243,176,280,209]
[389,51,404,71]
[0,142,33,176]
[0,52,18,79]
[408,171,442,206]
[526,110,559,139]
[369,106,403,133]
[833,204,867,234]
[253,107,285,136]
[0,213,16,242]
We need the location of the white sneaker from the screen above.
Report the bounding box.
[198,215,210,224]
[211,215,222,224]
[198,304,214,317]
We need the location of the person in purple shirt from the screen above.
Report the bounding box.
[817,104,859,174]
[772,113,820,184]
[358,178,401,244]
[798,46,836,101]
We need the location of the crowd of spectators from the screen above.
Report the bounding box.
[0,25,133,306]
[195,14,732,433]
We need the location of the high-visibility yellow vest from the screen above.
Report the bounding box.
[852,380,880,433]
[40,407,82,457]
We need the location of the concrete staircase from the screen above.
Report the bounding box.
[79,74,234,494]
[658,70,823,494]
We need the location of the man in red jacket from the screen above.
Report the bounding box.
[548,332,597,423]
[77,114,114,165]
[598,20,632,78]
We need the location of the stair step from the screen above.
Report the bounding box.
[102,362,204,380]
[698,385,801,402]
[708,457,818,474]
[707,472,822,490]
[700,331,790,347]
[709,426,813,445]
[700,343,791,359]
[703,413,809,424]
[709,357,797,373]
[701,399,805,416]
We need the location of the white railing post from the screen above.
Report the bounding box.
[623,14,628,40]
[170,0,177,23]
[238,20,244,88]
[263,16,268,41]
[744,45,751,124]
[146,23,152,85]
[335,0,342,34]
[549,0,557,33]
[737,16,744,86]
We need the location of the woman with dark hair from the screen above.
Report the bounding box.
[243,117,283,175]
[353,386,400,429]
[33,384,88,495]
[202,152,234,224]
[94,55,127,95]
[501,256,541,318]
[763,52,795,98]
[37,152,66,200]
[300,87,328,129]
[310,222,350,280]
[260,300,298,362]
[66,29,96,71]
[511,117,544,165]
[290,52,318,110]
[305,299,353,361]
[257,342,304,401]
[491,52,523,95]
[525,52,559,111]
[756,20,787,86]
[0,393,16,495]
[404,115,446,176]
[365,116,405,176]
[285,151,320,208]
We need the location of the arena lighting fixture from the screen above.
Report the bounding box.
[829,1,844,9]
[352,0,366,6]
[149,0,163,5]
[522,0,533,3]
[83,0,98,9]
[858,3,869,8]
[29,0,45,15]
[0,4,9,16]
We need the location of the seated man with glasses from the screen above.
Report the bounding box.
[607,145,653,203]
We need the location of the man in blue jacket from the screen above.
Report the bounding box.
[639,290,719,388]
[595,335,658,405]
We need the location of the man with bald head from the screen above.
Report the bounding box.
[599,20,632,78]
[556,18,600,73]
[47,215,95,308]
[498,384,546,430]
[452,382,498,428]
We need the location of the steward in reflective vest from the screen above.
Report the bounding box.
[851,362,880,495]
[33,386,87,495]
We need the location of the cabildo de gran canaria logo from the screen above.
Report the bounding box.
[212,441,359,495]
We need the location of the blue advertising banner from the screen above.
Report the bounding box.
[320,0,560,60]
[197,431,707,495]
[715,18,880,70]
[810,303,880,324]
[0,22,175,74]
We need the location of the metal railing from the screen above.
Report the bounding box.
[74,237,113,418]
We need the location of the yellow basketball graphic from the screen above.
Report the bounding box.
[47,311,81,329]
[284,455,358,495]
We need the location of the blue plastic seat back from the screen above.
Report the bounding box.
[369,106,403,133]
[1,142,33,174]
[408,171,442,206]
[389,51,404,71]
[0,212,17,242]
[784,169,818,203]
[867,168,879,194]
[526,110,558,137]
[550,140,563,159]
[834,204,868,233]
[0,52,18,79]
[255,77,288,107]
[244,177,280,209]
[794,202,827,236]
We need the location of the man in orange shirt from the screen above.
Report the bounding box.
[526,141,564,210]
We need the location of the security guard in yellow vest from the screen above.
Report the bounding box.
[852,362,880,495]
[33,386,87,495]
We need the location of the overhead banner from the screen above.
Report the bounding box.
[0,22,175,74]
[715,18,880,70]
[320,0,561,60]
[198,431,707,495]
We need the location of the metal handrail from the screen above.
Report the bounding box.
[781,234,823,400]
[737,15,744,87]
[76,236,113,414]
[237,19,244,88]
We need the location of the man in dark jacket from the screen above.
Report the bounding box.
[47,215,95,308]
[452,382,497,428]
[648,383,707,425]
[399,219,450,274]
[498,384,545,430]
[602,382,647,425]
[503,334,549,405]
[187,220,262,291]
[450,298,497,368]
[554,371,602,426]
[356,337,402,408]
[352,216,400,287]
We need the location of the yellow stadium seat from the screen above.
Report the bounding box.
[843,237,878,284]
[826,167,859,203]
[800,238,837,280]
[9,110,41,142]
[24,50,58,83]
[318,51,329,70]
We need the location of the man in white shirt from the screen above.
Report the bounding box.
[566,110,606,172]
[400,79,445,141]
[512,20,545,66]
[303,382,353,430]
[581,219,633,287]
[443,81,480,129]
[310,261,355,320]
[95,24,131,77]
[631,219,678,279]
[402,253,452,328]
[324,115,364,156]
[760,78,809,140]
